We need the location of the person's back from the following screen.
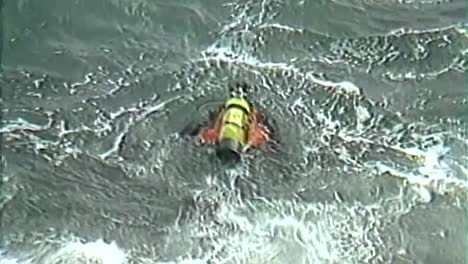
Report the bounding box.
[180,84,278,163]
[216,98,252,161]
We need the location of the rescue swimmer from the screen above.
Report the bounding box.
[182,85,278,162]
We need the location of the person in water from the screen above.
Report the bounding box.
[182,85,278,162]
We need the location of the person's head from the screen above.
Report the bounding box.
[229,82,250,98]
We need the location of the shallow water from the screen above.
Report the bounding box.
[1,0,467,263]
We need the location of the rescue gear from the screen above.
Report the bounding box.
[217,97,251,151]
[187,96,274,161]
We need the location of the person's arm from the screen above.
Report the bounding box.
[180,105,224,138]
[250,108,282,152]
[199,109,225,144]
[180,121,203,137]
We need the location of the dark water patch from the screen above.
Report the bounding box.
[4,0,221,78]
[1,0,467,263]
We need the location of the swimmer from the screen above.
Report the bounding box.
[181,84,278,162]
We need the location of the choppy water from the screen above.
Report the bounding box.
[1,0,467,263]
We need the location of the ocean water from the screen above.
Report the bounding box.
[1,0,467,263]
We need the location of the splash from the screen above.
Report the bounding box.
[1,238,126,264]
[208,199,384,263]
[159,172,393,264]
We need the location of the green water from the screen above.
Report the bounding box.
[1,0,467,263]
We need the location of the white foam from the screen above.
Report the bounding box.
[1,239,127,264]
[0,258,20,264]
[0,118,51,134]
[0,248,20,264]
[47,239,126,264]
[164,196,386,264]
[390,143,467,191]
[335,81,362,95]
[200,42,365,96]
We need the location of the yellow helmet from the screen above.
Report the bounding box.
[224,97,251,114]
